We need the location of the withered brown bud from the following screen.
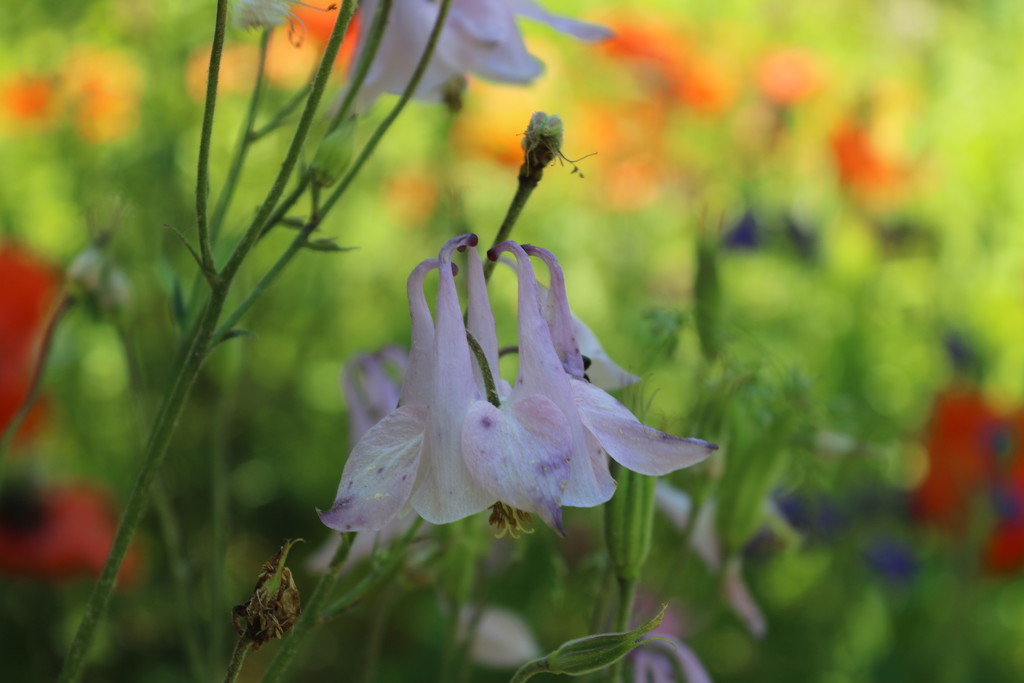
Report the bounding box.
[232,539,303,650]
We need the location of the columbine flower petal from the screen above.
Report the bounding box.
[489,241,616,509]
[399,259,439,407]
[462,395,572,534]
[506,0,614,42]
[723,558,767,638]
[572,315,641,391]
[571,379,717,476]
[410,235,494,523]
[317,404,427,532]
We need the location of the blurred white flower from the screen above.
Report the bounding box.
[351,0,612,110]
[463,606,541,668]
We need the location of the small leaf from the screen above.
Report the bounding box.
[304,238,357,253]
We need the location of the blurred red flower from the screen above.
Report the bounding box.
[0,245,59,442]
[913,389,1024,573]
[0,484,139,583]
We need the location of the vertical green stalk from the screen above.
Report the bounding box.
[260,533,355,683]
[152,483,207,682]
[603,465,656,683]
[222,638,252,683]
[210,29,271,241]
[57,7,360,681]
[0,294,75,481]
[327,0,393,131]
[482,155,547,281]
[195,0,230,271]
[318,0,454,219]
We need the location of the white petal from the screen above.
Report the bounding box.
[723,559,767,638]
[571,379,717,476]
[654,481,693,532]
[462,395,572,534]
[572,316,640,391]
[318,405,427,532]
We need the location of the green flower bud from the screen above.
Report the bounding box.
[521,111,564,172]
[545,605,666,676]
[604,466,656,581]
[310,118,356,188]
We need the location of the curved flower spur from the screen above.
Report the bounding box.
[318,235,716,537]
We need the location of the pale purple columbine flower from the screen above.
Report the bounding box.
[350,0,612,111]
[318,234,716,536]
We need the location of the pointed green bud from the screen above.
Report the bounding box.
[310,118,356,188]
[604,466,656,581]
[545,605,667,676]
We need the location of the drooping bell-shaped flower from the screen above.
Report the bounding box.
[350,0,612,111]
[321,235,717,537]
[515,244,717,478]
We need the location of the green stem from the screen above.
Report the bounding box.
[482,163,544,281]
[0,294,75,482]
[57,7,359,682]
[220,0,454,336]
[213,221,317,343]
[152,483,207,683]
[222,638,252,683]
[210,29,271,242]
[327,0,393,131]
[220,0,358,286]
[251,85,311,141]
[260,533,355,683]
[605,577,637,683]
[195,0,230,272]
[59,291,229,683]
[209,352,240,675]
[319,517,424,620]
[466,332,500,407]
[257,176,310,241]
[509,658,551,683]
[318,0,454,219]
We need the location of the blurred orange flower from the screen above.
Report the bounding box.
[1,75,57,129]
[756,48,823,106]
[0,484,140,584]
[62,47,142,143]
[830,118,907,201]
[0,245,59,442]
[600,18,735,114]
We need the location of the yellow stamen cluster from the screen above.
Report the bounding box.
[488,502,535,539]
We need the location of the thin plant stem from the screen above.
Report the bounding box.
[219,0,358,286]
[327,0,393,131]
[509,658,551,683]
[57,8,359,681]
[605,577,638,683]
[259,533,355,683]
[222,638,253,683]
[152,483,208,683]
[209,350,241,676]
[358,587,398,683]
[0,294,75,482]
[210,29,271,242]
[318,0,455,219]
[482,161,545,281]
[195,0,231,273]
[319,517,424,620]
[220,0,454,335]
[251,85,311,141]
[257,176,310,241]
